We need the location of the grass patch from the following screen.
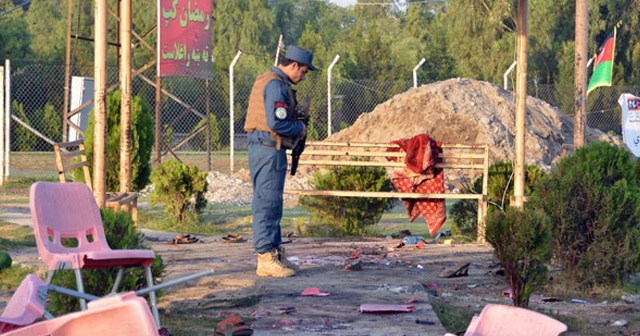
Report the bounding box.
[0,222,36,251]
[0,222,41,293]
[138,203,255,235]
[0,265,40,290]
[137,199,461,239]
[430,298,478,334]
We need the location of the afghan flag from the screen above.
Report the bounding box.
[587,26,617,95]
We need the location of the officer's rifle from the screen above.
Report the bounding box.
[290,96,311,176]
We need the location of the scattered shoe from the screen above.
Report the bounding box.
[215,316,253,336]
[170,233,200,244]
[345,260,362,271]
[222,233,246,243]
[439,261,470,278]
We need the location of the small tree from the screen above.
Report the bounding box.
[149,160,208,225]
[299,165,395,236]
[84,91,154,191]
[486,206,551,308]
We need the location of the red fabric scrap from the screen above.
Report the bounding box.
[387,134,446,236]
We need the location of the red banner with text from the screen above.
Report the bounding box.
[158,0,212,79]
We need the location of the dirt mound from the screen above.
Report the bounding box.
[326,78,621,172]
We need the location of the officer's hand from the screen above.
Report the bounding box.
[299,122,307,139]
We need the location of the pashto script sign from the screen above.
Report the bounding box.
[158,0,212,79]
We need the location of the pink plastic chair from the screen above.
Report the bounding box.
[0,274,48,333]
[29,181,160,327]
[445,304,567,336]
[2,292,159,336]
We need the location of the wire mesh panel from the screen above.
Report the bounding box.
[3,59,639,178]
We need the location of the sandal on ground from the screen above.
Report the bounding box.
[439,262,470,278]
[170,233,200,244]
[214,316,253,336]
[222,233,246,243]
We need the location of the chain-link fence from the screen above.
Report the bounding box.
[2,59,639,178]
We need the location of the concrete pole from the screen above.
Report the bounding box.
[119,0,132,192]
[513,0,528,209]
[573,0,588,148]
[94,0,107,206]
[0,65,4,185]
[4,61,10,179]
[229,51,242,173]
[327,55,340,137]
[274,35,283,67]
[503,61,517,90]
[3,59,11,180]
[413,58,425,88]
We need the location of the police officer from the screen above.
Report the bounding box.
[244,46,317,277]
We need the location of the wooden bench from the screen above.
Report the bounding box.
[53,139,139,226]
[285,141,489,242]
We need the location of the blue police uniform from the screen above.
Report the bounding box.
[246,67,304,254]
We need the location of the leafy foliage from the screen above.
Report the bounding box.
[450,161,545,240]
[528,141,640,291]
[10,101,36,151]
[33,102,62,149]
[190,114,222,151]
[299,165,395,236]
[48,208,164,315]
[486,206,551,308]
[149,160,208,225]
[84,91,155,191]
[4,0,640,89]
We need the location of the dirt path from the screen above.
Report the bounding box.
[148,233,496,335]
[4,209,640,335]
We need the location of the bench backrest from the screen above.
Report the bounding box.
[286,141,490,243]
[292,141,489,190]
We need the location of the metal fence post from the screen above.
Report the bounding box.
[229,51,242,173]
[3,60,10,179]
[413,58,425,88]
[327,55,340,137]
[0,64,4,185]
[504,61,516,90]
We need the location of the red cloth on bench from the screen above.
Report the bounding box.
[387,134,446,236]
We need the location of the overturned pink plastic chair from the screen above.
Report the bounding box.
[0,274,51,333]
[445,303,567,336]
[29,181,160,326]
[2,292,159,336]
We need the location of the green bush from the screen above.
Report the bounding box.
[486,206,551,308]
[149,160,208,225]
[32,102,62,150]
[0,252,12,271]
[48,208,164,315]
[299,165,396,236]
[161,124,176,151]
[11,101,37,151]
[450,161,545,240]
[190,114,222,151]
[84,90,155,191]
[528,141,640,291]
